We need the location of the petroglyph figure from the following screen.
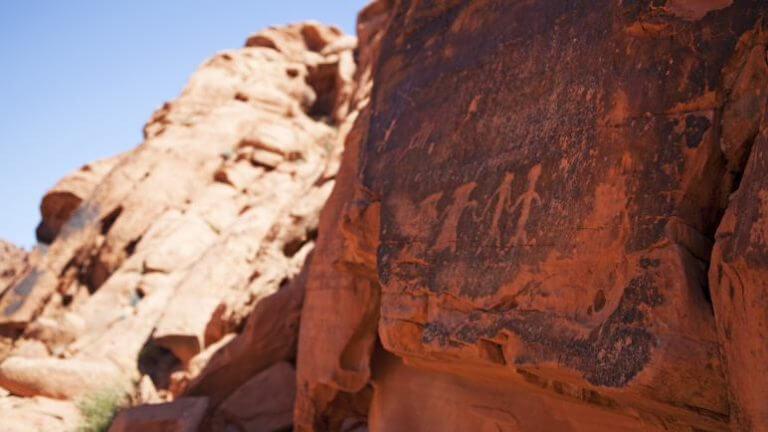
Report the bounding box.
[435,182,477,252]
[429,164,542,253]
[470,164,542,249]
[507,164,542,246]
[410,123,434,150]
[474,172,516,247]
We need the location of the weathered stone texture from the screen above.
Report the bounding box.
[0,20,355,432]
[296,1,768,431]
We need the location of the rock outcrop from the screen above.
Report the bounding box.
[0,240,26,297]
[295,1,391,430]
[0,240,28,360]
[710,104,768,429]
[0,20,356,431]
[296,1,768,432]
[36,154,123,244]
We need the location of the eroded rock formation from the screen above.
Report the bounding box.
[36,154,124,245]
[0,240,26,297]
[0,20,356,431]
[0,240,28,359]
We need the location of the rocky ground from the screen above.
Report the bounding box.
[3,1,768,431]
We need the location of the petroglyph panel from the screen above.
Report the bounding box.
[358,0,765,423]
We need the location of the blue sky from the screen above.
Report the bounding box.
[0,1,367,248]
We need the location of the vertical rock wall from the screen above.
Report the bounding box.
[296,1,768,431]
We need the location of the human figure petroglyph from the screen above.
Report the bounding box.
[409,122,435,151]
[473,172,516,248]
[379,118,398,152]
[419,191,443,224]
[427,164,542,253]
[507,164,542,247]
[467,164,541,248]
[434,182,477,253]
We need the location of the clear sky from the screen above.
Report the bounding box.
[0,1,367,249]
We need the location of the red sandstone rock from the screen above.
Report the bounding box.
[295,2,395,430]
[0,20,353,333]
[710,64,768,429]
[295,1,768,431]
[36,154,122,244]
[0,20,356,432]
[0,395,80,432]
[207,361,296,432]
[0,240,27,296]
[108,397,208,432]
[185,265,305,408]
[0,356,127,400]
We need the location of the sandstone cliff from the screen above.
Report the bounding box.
[0,20,356,432]
[2,1,768,432]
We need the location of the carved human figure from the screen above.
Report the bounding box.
[507,164,542,247]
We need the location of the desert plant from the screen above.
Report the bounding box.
[76,388,126,432]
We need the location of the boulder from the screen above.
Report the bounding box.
[0,395,80,432]
[185,268,305,408]
[207,361,296,432]
[0,356,126,400]
[108,397,208,432]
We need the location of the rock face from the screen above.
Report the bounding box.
[0,20,355,432]
[295,2,391,430]
[710,111,768,429]
[207,361,296,432]
[0,240,28,359]
[0,240,26,296]
[36,154,123,244]
[108,397,209,432]
[296,1,768,432]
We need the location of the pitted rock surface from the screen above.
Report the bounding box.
[296,1,768,431]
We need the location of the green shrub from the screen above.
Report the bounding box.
[76,388,125,432]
